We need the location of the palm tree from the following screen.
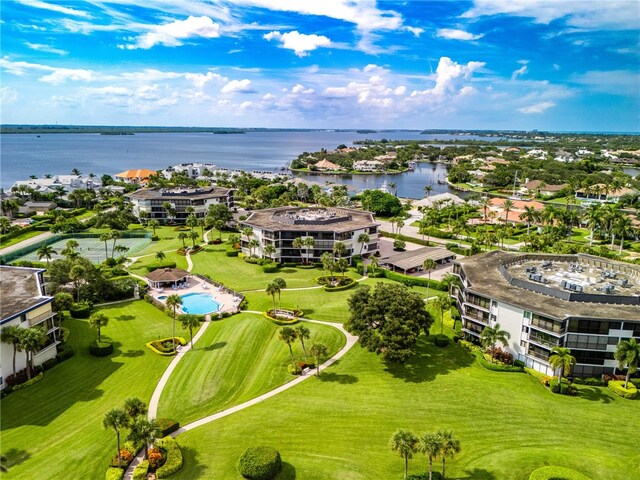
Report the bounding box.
[368,256,379,276]
[424,185,433,199]
[266,282,278,310]
[423,259,437,300]
[0,216,12,235]
[437,429,460,480]
[123,397,148,422]
[519,206,539,236]
[263,244,276,261]
[109,230,121,258]
[389,182,397,196]
[248,239,260,257]
[69,264,86,302]
[241,226,254,242]
[148,219,160,236]
[420,432,444,480]
[389,429,419,480]
[181,314,201,348]
[0,326,23,377]
[614,215,633,254]
[501,198,514,226]
[103,408,129,467]
[186,213,198,231]
[396,218,405,236]
[614,338,640,389]
[36,244,57,266]
[479,323,511,363]
[19,327,47,380]
[278,327,298,366]
[432,295,450,335]
[177,232,188,248]
[295,324,310,360]
[273,277,287,307]
[155,251,166,263]
[321,252,336,284]
[162,201,176,223]
[188,230,199,247]
[480,197,491,224]
[165,294,182,354]
[292,237,304,263]
[303,237,315,263]
[357,233,370,256]
[127,417,160,458]
[309,343,327,376]
[549,346,576,386]
[89,312,109,342]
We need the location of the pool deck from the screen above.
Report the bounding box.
[149,276,242,315]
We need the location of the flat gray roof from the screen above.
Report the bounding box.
[127,186,232,201]
[0,266,52,322]
[457,251,640,321]
[382,246,454,271]
[242,207,378,233]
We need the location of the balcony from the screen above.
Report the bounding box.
[530,319,566,336]
[528,333,561,349]
[28,310,56,327]
[463,310,489,325]
[527,349,550,362]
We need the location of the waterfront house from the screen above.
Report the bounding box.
[353,160,384,172]
[115,169,157,184]
[314,159,341,171]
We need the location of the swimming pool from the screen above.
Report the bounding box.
[159,293,222,314]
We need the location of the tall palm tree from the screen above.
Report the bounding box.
[614,215,633,254]
[357,233,370,256]
[165,294,182,354]
[303,237,315,263]
[309,343,328,376]
[420,432,444,480]
[423,259,437,300]
[241,226,254,242]
[479,197,491,224]
[432,295,451,335]
[148,219,160,236]
[248,238,260,257]
[479,323,511,363]
[109,230,121,258]
[123,397,148,422]
[263,243,276,261]
[89,312,109,342]
[177,232,188,248]
[36,244,57,266]
[295,324,310,360]
[519,206,539,236]
[368,256,379,276]
[266,282,277,310]
[292,237,304,263]
[321,252,336,283]
[127,417,160,458]
[103,408,129,467]
[501,199,514,225]
[0,326,23,377]
[19,327,47,380]
[188,230,199,247]
[278,327,298,366]
[186,213,198,231]
[584,203,602,246]
[333,241,347,259]
[614,338,639,389]
[155,251,166,262]
[396,218,405,236]
[181,314,201,348]
[273,277,287,307]
[549,346,576,386]
[437,429,461,480]
[389,429,418,480]
[424,185,433,199]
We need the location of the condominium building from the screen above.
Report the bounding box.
[240,207,379,263]
[126,187,234,223]
[451,251,640,377]
[0,266,59,389]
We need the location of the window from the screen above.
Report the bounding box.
[572,349,614,365]
[568,319,619,335]
[566,334,609,351]
[20,314,27,323]
[523,311,532,320]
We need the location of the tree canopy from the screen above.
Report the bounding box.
[360,189,403,216]
[345,283,433,362]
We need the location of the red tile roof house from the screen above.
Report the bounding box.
[486,198,545,224]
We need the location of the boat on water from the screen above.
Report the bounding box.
[379,180,391,194]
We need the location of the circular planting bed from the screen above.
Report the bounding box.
[316,276,356,291]
[529,466,591,480]
[263,309,303,325]
[89,340,113,357]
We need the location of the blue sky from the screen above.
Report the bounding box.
[1,0,639,132]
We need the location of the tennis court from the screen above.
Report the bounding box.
[9,234,152,264]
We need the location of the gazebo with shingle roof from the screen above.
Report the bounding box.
[145,268,190,288]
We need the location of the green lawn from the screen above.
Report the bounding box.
[127,251,189,276]
[173,333,639,480]
[0,301,173,479]
[158,313,346,424]
[136,226,205,256]
[0,229,47,249]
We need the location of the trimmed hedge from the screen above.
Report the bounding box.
[608,380,638,399]
[324,278,356,292]
[146,261,177,272]
[56,344,75,363]
[262,263,279,273]
[157,418,180,437]
[105,467,124,480]
[12,372,44,391]
[69,302,92,319]
[237,446,282,480]
[89,340,114,357]
[528,466,591,480]
[382,269,446,290]
[145,337,187,356]
[262,309,303,325]
[475,351,524,372]
[132,460,148,480]
[226,249,239,257]
[155,436,183,478]
[549,378,578,396]
[42,357,58,370]
[433,334,450,347]
[572,377,606,386]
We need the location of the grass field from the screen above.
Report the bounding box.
[173,330,639,480]
[158,313,346,424]
[0,301,173,479]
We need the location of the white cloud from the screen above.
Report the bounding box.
[0,58,95,84]
[184,71,226,88]
[436,28,483,41]
[17,0,90,18]
[221,79,254,93]
[461,0,638,30]
[125,16,221,49]
[411,57,485,98]
[1,87,19,105]
[404,26,424,37]
[511,64,528,80]
[572,70,640,95]
[264,31,330,57]
[518,101,556,114]
[24,42,68,56]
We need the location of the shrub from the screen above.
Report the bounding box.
[132,460,149,480]
[89,340,113,357]
[151,235,160,241]
[475,351,524,372]
[11,372,44,391]
[56,344,75,363]
[147,447,164,470]
[287,363,302,375]
[155,436,183,478]
[42,357,58,371]
[105,467,124,480]
[262,263,279,273]
[572,377,606,386]
[69,302,92,319]
[237,446,282,480]
[549,378,578,396]
[323,277,356,292]
[382,269,445,290]
[434,334,449,347]
[146,337,187,356]
[608,380,638,399]
[110,449,134,467]
[528,466,591,480]
[226,249,239,257]
[514,359,525,368]
[146,261,177,272]
[156,418,180,436]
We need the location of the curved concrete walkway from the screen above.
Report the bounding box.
[123,312,357,479]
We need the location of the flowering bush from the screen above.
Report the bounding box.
[147,447,164,470]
